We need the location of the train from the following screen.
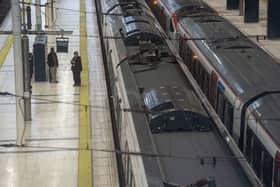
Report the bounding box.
[146,0,280,187]
[100,0,253,186]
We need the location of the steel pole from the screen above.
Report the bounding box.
[35,0,42,31]
[12,0,25,146]
[239,0,244,16]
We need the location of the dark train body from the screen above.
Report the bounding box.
[101,0,252,186]
[146,0,280,186]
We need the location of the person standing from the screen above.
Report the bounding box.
[47,47,59,83]
[71,51,82,86]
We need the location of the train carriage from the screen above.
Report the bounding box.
[146,0,280,186]
[101,0,253,186]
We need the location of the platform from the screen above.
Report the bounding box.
[0,0,118,186]
[204,0,280,62]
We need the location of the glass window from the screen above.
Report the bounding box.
[216,89,225,121]
[245,128,252,161]
[262,150,272,187]
[224,101,234,134]
[252,138,262,177]
[169,19,174,32]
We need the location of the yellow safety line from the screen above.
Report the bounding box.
[0,0,31,69]
[78,0,92,187]
[0,35,13,68]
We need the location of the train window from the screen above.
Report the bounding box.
[245,127,252,161]
[193,58,200,81]
[262,150,273,187]
[204,74,210,98]
[209,72,218,107]
[179,36,184,55]
[169,19,174,32]
[224,100,233,134]
[198,64,204,88]
[186,47,192,68]
[216,89,225,121]
[252,137,262,177]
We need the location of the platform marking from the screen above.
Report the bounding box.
[0,35,12,68]
[78,0,92,187]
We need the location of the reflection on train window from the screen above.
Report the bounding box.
[169,19,174,32]
[262,150,272,187]
[253,136,262,177]
[223,100,233,134]
[216,89,225,121]
[203,74,210,98]
[245,127,253,162]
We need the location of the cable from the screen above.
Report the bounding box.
[1,91,280,121]
[0,143,247,163]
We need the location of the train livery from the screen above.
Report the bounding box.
[146,0,280,186]
[101,0,252,186]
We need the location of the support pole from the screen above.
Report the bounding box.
[12,0,25,146]
[35,0,42,31]
[51,0,54,22]
[239,0,244,16]
[267,0,280,39]
[244,0,259,23]
[22,36,32,121]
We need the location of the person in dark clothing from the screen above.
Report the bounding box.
[47,47,59,83]
[71,51,82,86]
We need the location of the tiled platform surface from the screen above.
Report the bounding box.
[204,0,280,62]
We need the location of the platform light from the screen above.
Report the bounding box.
[153,0,158,5]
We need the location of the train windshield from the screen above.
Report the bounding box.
[150,110,211,133]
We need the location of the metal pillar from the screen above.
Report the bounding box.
[267,0,280,39]
[12,0,25,146]
[35,0,42,31]
[51,0,54,22]
[22,36,32,121]
[227,0,239,9]
[239,0,244,16]
[244,0,259,22]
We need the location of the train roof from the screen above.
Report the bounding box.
[121,15,163,45]
[119,38,251,186]
[153,132,250,186]
[160,0,215,17]
[104,0,251,184]
[180,15,280,102]
[249,94,280,147]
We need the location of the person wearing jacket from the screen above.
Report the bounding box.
[71,51,82,86]
[47,47,59,83]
